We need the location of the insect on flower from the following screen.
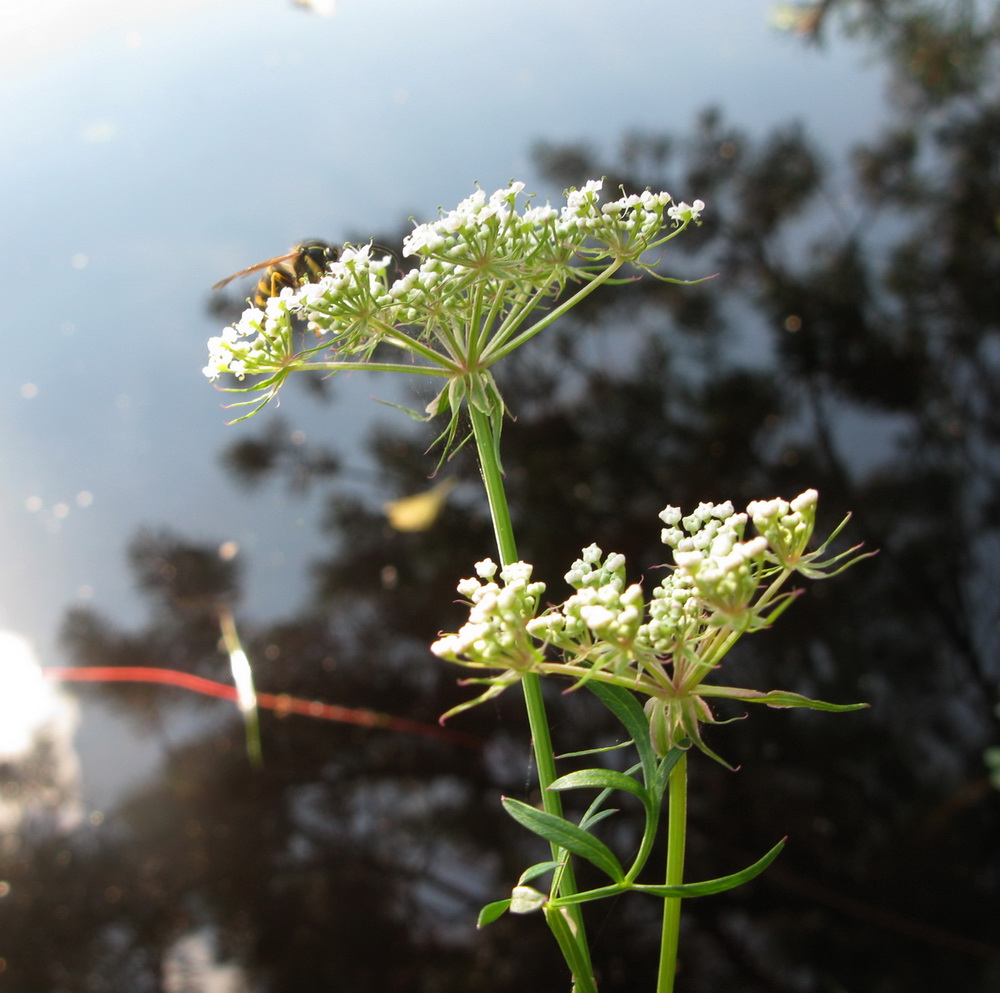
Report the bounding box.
[212,240,339,309]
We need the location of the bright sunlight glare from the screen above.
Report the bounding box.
[0,630,63,755]
[0,629,82,831]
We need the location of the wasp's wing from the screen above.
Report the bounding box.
[211,250,300,291]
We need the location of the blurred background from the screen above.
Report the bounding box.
[1,0,998,990]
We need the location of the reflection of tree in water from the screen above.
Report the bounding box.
[5,7,1000,991]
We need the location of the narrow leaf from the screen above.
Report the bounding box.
[578,807,619,832]
[550,768,650,803]
[555,741,633,759]
[586,682,657,784]
[652,747,685,801]
[551,768,654,824]
[631,838,785,898]
[518,860,564,885]
[502,797,625,883]
[701,686,869,711]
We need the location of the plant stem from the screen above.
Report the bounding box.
[469,402,518,567]
[468,401,596,993]
[657,752,688,993]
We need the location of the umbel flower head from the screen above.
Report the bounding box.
[432,490,871,766]
[204,180,705,435]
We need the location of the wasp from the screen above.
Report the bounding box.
[212,240,339,309]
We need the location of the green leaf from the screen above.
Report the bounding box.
[586,682,658,785]
[701,686,869,711]
[374,396,435,423]
[555,740,633,760]
[551,767,653,824]
[438,677,515,722]
[477,899,511,927]
[631,838,785,899]
[543,904,600,993]
[502,796,625,883]
[551,838,787,908]
[518,860,564,885]
[550,767,649,802]
[578,807,619,832]
[652,747,685,801]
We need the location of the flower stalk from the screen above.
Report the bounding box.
[658,754,687,993]
[469,403,596,992]
[207,179,870,993]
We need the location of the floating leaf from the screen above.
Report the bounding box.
[383,477,457,532]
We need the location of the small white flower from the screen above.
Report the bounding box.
[580,604,616,631]
[489,182,525,209]
[402,224,446,258]
[791,489,818,513]
[740,536,769,558]
[457,577,481,598]
[563,179,604,216]
[674,550,704,572]
[667,199,706,223]
[341,243,373,265]
[523,205,557,225]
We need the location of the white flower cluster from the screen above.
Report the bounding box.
[564,542,627,591]
[203,298,293,382]
[204,323,256,382]
[430,559,546,671]
[436,492,828,694]
[205,180,706,384]
[298,245,394,338]
[203,246,392,382]
[401,180,698,263]
[435,491,865,757]
[658,501,768,620]
[659,500,745,552]
[526,545,646,673]
[400,183,530,258]
[674,535,769,621]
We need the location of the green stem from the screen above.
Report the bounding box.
[302,360,447,377]
[657,753,688,993]
[468,401,596,993]
[469,401,518,565]
[484,259,624,363]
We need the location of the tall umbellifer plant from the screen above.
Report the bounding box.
[206,180,871,993]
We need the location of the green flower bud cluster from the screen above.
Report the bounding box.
[747,489,820,571]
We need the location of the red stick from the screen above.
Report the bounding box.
[44,667,480,748]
